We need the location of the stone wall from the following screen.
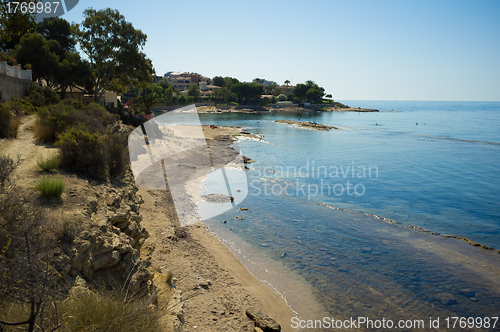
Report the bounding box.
[0,61,33,102]
[0,74,32,102]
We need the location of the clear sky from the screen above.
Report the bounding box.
[61,0,500,101]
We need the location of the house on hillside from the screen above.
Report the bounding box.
[164,71,211,93]
[179,72,210,84]
[166,76,192,92]
[48,83,119,108]
[200,84,221,98]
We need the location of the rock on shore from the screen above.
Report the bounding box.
[274,120,339,131]
[246,308,281,332]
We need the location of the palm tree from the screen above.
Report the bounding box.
[284,80,291,96]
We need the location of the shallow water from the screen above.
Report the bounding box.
[161,101,500,329]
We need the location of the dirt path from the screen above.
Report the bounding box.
[0,115,59,188]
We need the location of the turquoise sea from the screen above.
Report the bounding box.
[167,101,500,329]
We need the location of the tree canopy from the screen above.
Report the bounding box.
[75,8,153,103]
[130,83,166,114]
[36,17,76,52]
[11,33,59,81]
[213,76,224,87]
[11,31,92,97]
[231,83,263,104]
[0,1,37,53]
[187,83,201,99]
[292,80,325,103]
[212,76,239,89]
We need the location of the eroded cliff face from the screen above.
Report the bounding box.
[53,180,152,293]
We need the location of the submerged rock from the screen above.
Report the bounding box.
[432,293,457,305]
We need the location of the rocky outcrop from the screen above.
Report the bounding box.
[57,181,153,294]
[109,121,134,141]
[274,120,339,131]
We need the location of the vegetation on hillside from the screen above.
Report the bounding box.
[0,6,168,332]
[0,154,164,331]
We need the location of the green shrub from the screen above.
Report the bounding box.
[0,105,19,138]
[83,102,117,127]
[33,107,54,142]
[57,127,108,179]
[0,105,12,137]
[37,153,61,171]
[60,97,86,110]
[34,102,119,142]
[25,82,60,106]
[34,104,83,142]
[35,177,65,197]
[177,95,186,104]
[106,132,127,176]
[25,89,45,107]
[9,116,20,138]
[0,88,3,103]
[8,98,35,115]
[0,155,20,189]
[61,288,163,332]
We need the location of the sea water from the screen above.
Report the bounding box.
[168,101,500,327]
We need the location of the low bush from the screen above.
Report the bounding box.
[0,105,19,138]
[0,155,20,188]
[83,102,117,127]
[32,106,53,141]
[34,102,118,143]
[8,98,35,115]
[25,82,60,106]
[0,105,12,138]
[106,132,127,177]
[0,155,62,331]
[33,107,56,142]
[25,88,46,107]
[35,177,65,197]
[57,127,108,179]
[9,116,21,138]
[61,288,163,332]
[37,153,61,171]
[60,97,86,110]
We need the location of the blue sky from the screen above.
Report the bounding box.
[62,0,500,101]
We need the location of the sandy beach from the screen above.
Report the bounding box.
[138,124,328,331]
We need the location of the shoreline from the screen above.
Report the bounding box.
[142,121,500,330]
[139,187,323,332]
[184,105,379,114]
[138,124,326,331]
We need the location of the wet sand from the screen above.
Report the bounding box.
[138,124,327,331]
